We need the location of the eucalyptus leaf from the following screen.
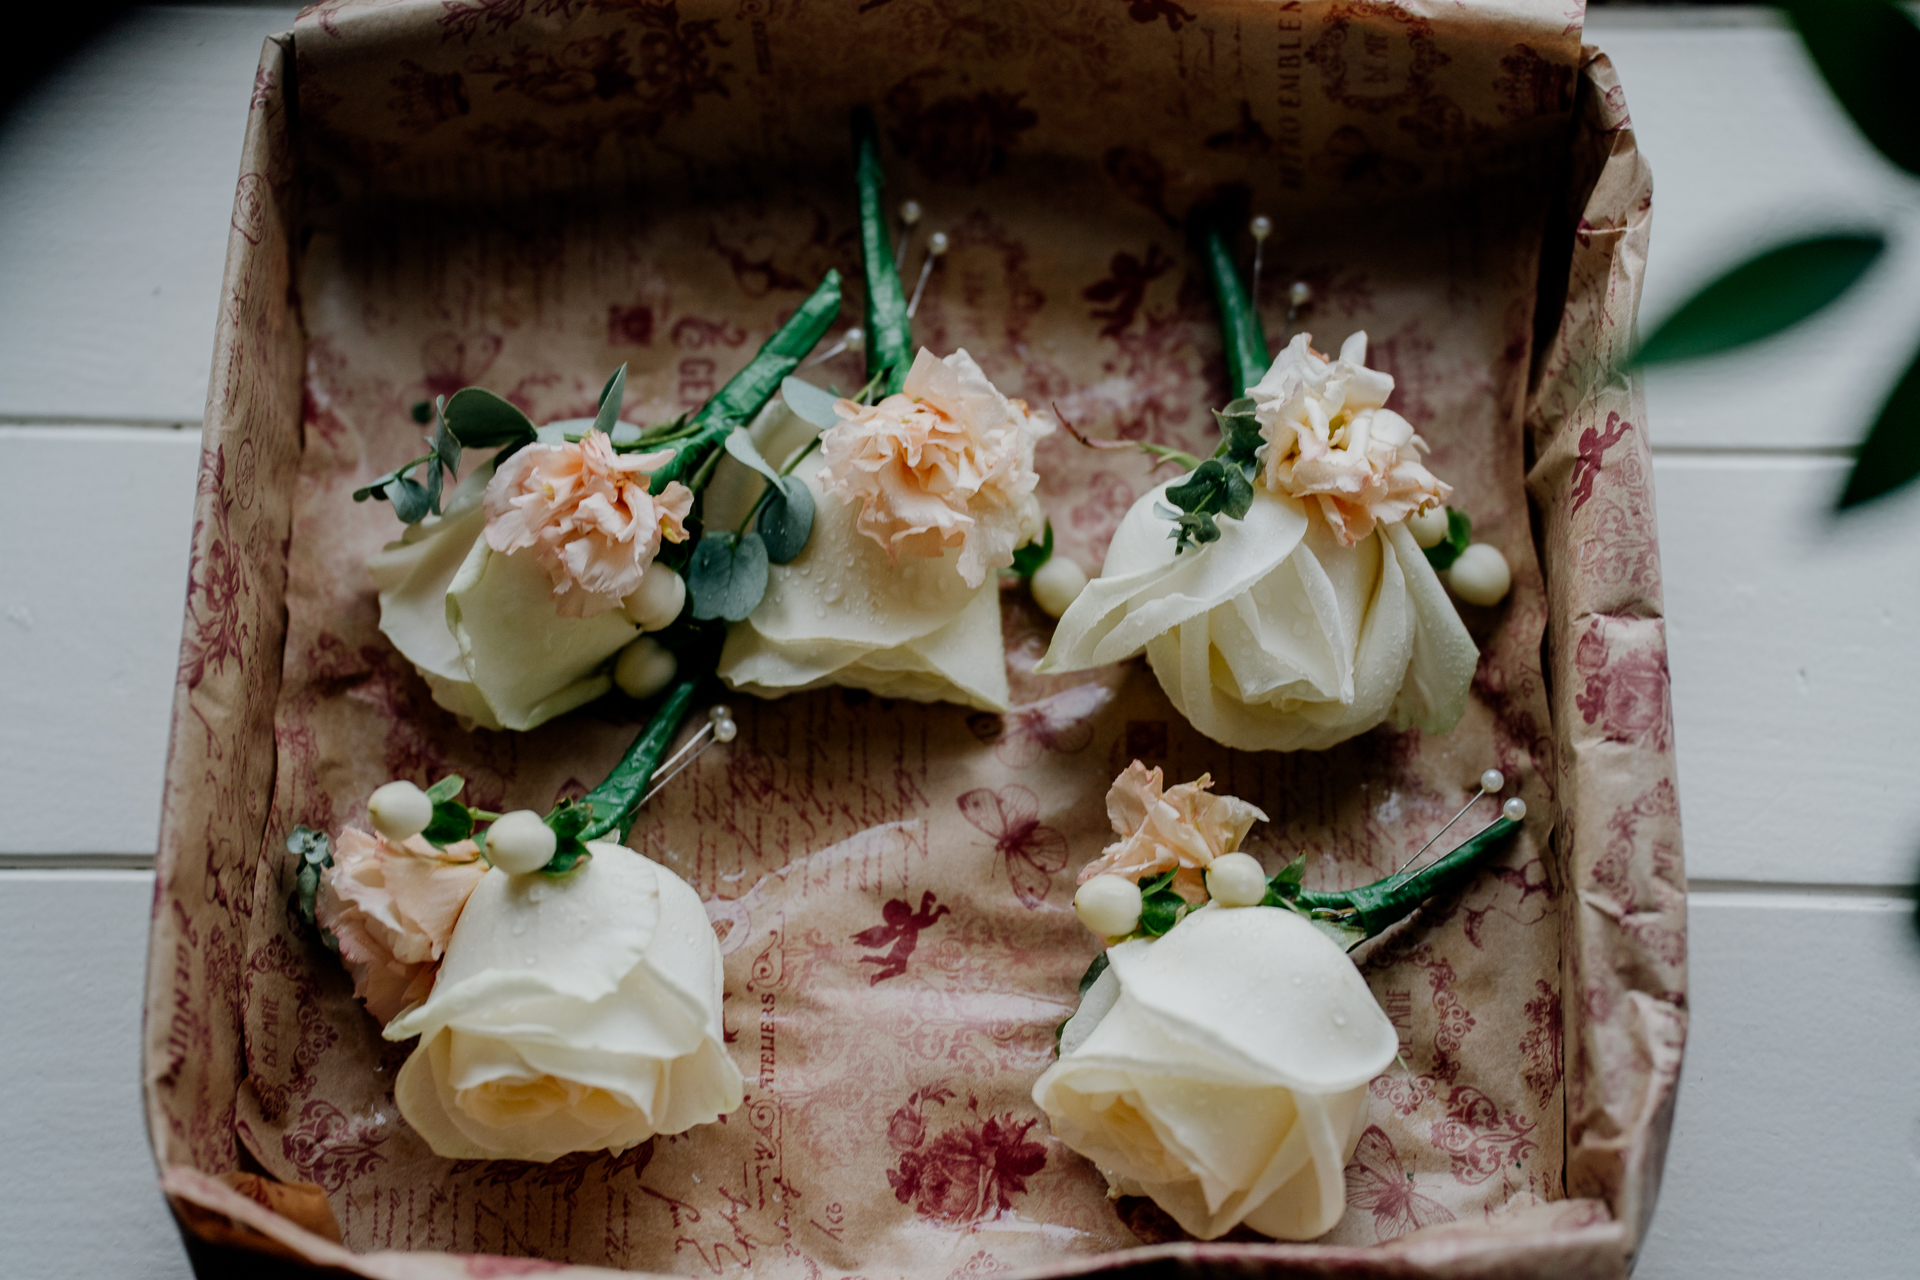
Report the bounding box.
[443,387,538,449]
[1160,458,1254,552]
[410,400,433,425]
[1839,337,1920,509]
[1780,0,1920,180]
[688,532,771,621]
[781,375,843,431]
[757,477,815,563]
[388,475,430,524]
[1634,233,1885,365]
[595,364,628,437]
[1423,507,1472,572]
[1010,520,1054,578]
[1212,397,1264,461]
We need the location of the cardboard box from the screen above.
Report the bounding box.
[145,3,1680,1276]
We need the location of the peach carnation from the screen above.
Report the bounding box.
[1248,331,1450,546]
[483,429,693,618]
[817,348,1049,588]
[316,827,487,1026]
[1078,761,1269,905]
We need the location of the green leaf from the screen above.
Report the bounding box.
[724,430,817,562]
[1076,950,1110,998]
[1212,397,1263,461]
[1205,230,1270,398]
[1423,507,1472,572]
[1159,458,1254,552]
[687,531,771,621]
[443,387,539,449]
[410,400,434,425]
[595,364,628,437]
[545,798,594,842]
[854,109,914,395]
[542,843,592,876]
[1780,1,1920,180]
[425,774,465,803]
[1309,915,1370,952]
[429,395,462,481]
[387,475,430,524]
[1136,869,1187,937]
[287,826,334,929]
[1634,233,1885,365]
[1839,337,1920,508]
[781,375,843,431]
[422,800,474,846]
[1010,520,1054,578]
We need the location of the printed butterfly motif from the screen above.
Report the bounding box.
[1343,1125,1454,1242]
[967,681,1115,769]
[956,785,1069,909]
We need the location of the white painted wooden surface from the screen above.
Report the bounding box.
[1,5,1915,1277]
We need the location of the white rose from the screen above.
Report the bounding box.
[1032,905,1398,1241]
[369,422,642,732]
[715,383,1028,712]
[383,843,743,1161]
[1037,480,1477,752]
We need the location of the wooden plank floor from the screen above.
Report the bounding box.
[1,5,1912,1276]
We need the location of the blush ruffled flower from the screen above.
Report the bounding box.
[1249,331,1449,546]
[482,430,694,618]
[1078,762,1269,904]
[817,348,1049,589]
[315,828,487,1026]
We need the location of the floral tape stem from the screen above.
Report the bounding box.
[1205,229,1271,399]
[1298,815,1521,939]
[854,109,914,397]
[575,678,701,842]
[647,271,845,492]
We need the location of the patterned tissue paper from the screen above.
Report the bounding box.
[145,3,1681,1278]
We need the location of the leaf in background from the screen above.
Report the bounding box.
[425,775,465,803]
[594,364,628,437]
[1010,520,1054,578]
[853,110,914,395]
[687,531,771,621]
[444,387,538,450]
[1781,0,1920,180]
[1839,337,1920,509]
[1423,507,1472,572]
[288,826,334,932]
[781,375,843,430]
[410,400,434,425]
[1633,233,1885,365]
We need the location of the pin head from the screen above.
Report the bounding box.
[1502,797,1527,822]
[926,231,951,257]
[1287,280,1312,307]
[1249,215,1274,241]
[899,199,923,225]
[1480,768,1505,794]
[844,325,865,353]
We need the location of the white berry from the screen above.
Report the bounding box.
[622,566,686,632]
[1408,504,1449,549]
[1448,543,1512,606]
[367,781,433,842]
[1030,556,1088,618]
[1205,852,1269,907]
[1074,875,1143,939]
[614,636,678,699]
[486,810,557,875]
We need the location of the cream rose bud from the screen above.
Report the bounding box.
[483,810,556,876]
[384,845,744,1162]
[1204,852,1268,907]
[1074,874,1143,938]
[622,566,686,632]
[368,781,434,842]
[1030,556,1089,619]
[1034,905,1398,1241]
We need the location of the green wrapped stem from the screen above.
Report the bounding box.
[648,270,845,493]
[1298,816,1521,939]
[576,679,700,842]
[853,109,913,397]
[1205,229,1270,399]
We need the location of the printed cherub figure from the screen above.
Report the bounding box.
[851,892,950,985]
